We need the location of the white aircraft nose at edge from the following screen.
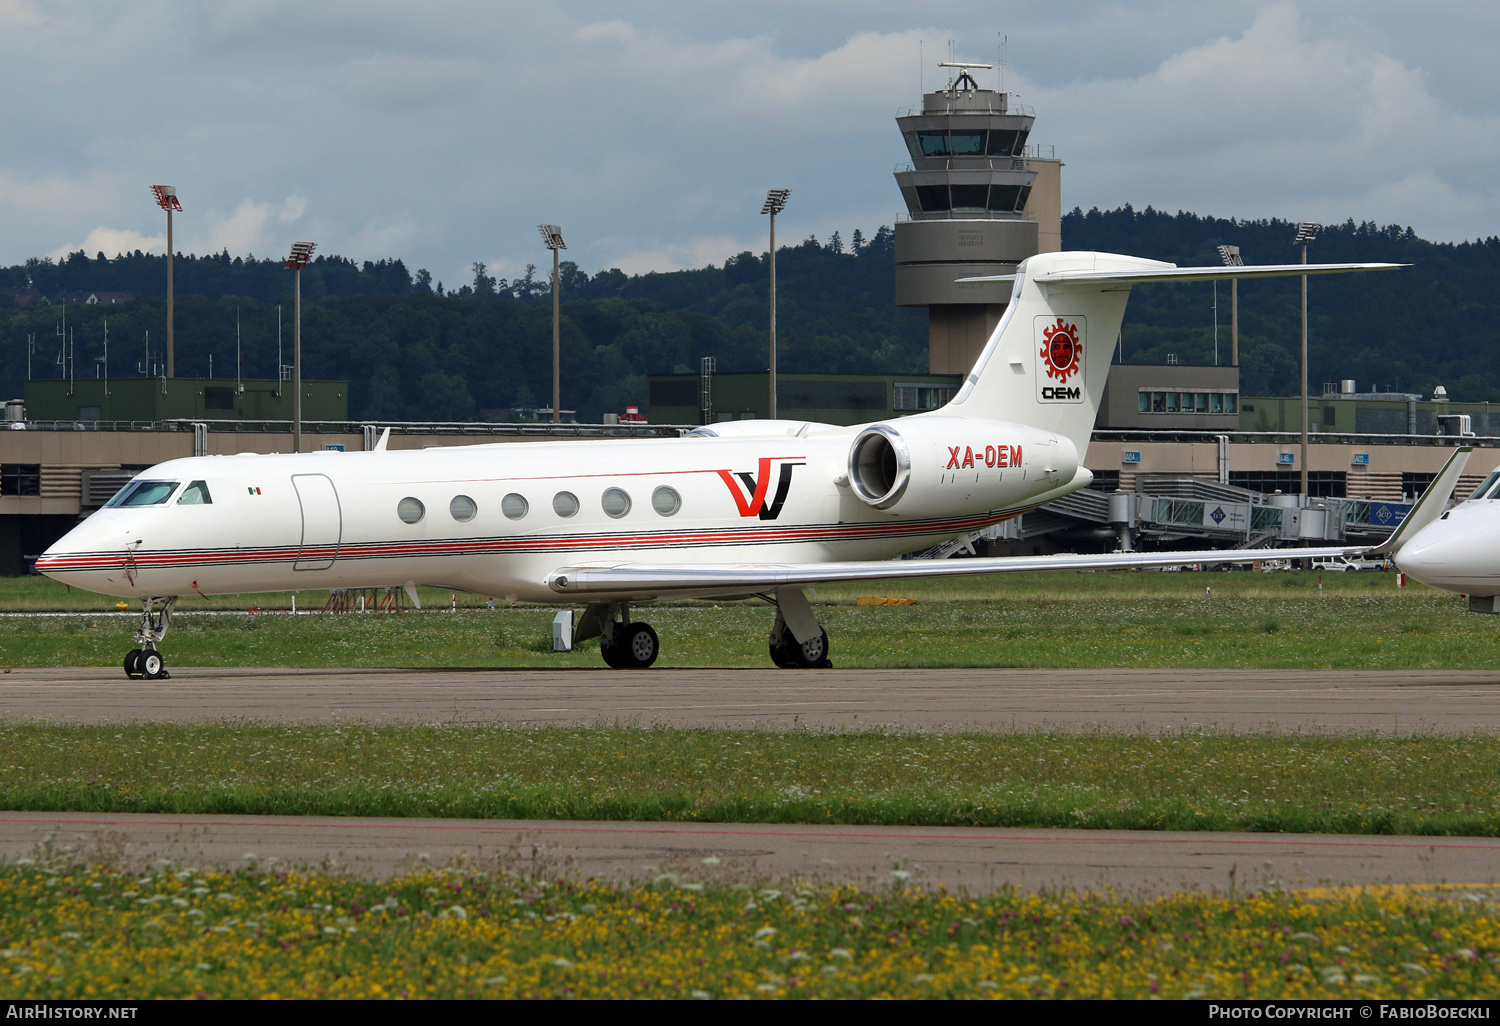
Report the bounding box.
[37,250,1412,678]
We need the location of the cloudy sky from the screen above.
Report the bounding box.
[2,1,1495,287]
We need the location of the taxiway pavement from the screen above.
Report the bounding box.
[4,811,1497,897]
[0,665,1496,732]
[5,665,1496,894]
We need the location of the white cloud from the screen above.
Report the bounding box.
[279,195,307,224]
[202,199,275,255]
[0,1,1497,280]
[46,227,165,261]
[347,215,420,259]
[1021,3,1500,240]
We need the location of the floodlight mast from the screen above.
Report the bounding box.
[761,189,790,419]
[1292,223,1321,500]
[538,225,566,424]
[284,242,316,453]
[1217,245,1243,366]
[150,186,181,377]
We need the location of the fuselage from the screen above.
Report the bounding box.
[1391,493,1500,597]
[37,417,1080,604]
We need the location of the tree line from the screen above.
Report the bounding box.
[2,210,1497,422]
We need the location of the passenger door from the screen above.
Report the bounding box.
[291,474,342,571]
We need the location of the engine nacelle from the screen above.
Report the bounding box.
[846,416,1080,518]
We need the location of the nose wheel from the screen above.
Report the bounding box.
[123,597,177,680]
[124,648,169,680]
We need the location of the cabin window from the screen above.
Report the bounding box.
[552,491,579,518]
[177,480,212,505]
[652,486,682,517]
[108,480,179,507]
[501,493,529,520]
[1469,472,1500,500]
[397,497,425,524]
[601,487,631,519]
[450,495,477,522]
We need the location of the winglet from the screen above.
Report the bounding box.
[374,427,391,452]
[1371,446,1473,554]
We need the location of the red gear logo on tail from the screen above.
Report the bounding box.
[1041,318,1081,384]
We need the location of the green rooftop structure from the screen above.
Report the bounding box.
[22,377,348,424]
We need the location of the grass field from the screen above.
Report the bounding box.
[1,723,1497,835]
[0,570,1491,670]
[6,572,1499,999]
[1,860,1496,999]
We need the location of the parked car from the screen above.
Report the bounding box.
[1311,555,1390,572]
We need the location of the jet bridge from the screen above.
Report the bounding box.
[968,476,1412,555]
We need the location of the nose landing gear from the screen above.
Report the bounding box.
[124,596,177,680]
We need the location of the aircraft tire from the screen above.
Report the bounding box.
[600,634,628,669]
[621,622,659,669]
[123,649,143,678]
[771,628,830,669]
[140,650,166,680]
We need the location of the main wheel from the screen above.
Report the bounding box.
[600,632,629,668]
[620,622,659,669]
[123,649,143,678]
[770,628,831,669]
[139,650,167,680]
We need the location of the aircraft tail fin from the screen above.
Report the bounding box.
[1370,446,1473,554]
[941,253,1403,457]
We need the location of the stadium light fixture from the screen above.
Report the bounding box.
[1218,245,1242,367]
[761,189,791,418]
[284,241,317,452]
[538,225,567,424]
[151,186,182,377]
[1293,223,1321,501]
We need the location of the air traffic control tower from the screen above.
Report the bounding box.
[894,63,1062,375]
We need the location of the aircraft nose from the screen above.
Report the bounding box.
[1395,529,1493,588]
[35,515,135,587]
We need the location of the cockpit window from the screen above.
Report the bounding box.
[1468,471,1500,500]
[177,480,212,505]
[107,480,181,507]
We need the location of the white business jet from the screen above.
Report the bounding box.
[1375,446,1500,611]
[36,251,1397,678]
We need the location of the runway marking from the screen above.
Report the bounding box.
[7,815,1500,852]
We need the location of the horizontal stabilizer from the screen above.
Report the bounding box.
[959,262,1404,288]
[549,546,1370,596]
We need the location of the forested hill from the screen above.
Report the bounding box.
[2,210,1497,421]
[1064,206,1500,400]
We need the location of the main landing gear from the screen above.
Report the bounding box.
[123,596,177,680]
[766,587,832,669]
[576,602,660,669]
[571,587,831,670]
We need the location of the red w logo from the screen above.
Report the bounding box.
[716,458,802,520]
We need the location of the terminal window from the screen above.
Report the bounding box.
[0,464,40,497]
[1401,473,1438,501]
[1138,390,1239,415]
[1228,470,1346,498]
[1087,470,1120,492]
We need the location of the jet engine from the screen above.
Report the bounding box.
[845,416,1080,519]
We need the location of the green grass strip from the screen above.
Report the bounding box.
[2,586,1496,670]
[0,860,1495,998]
[3,724,1499,835]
